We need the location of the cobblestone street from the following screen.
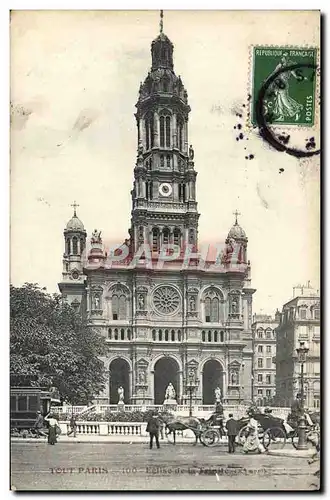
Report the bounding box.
[11,442,319,491]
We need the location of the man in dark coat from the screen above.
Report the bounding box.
[34,411,46,437]
[146,413,160,449]
[68,414,77,437]
[225,413,238,453]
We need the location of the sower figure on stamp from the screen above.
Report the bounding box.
[146,412,160,450]
[225,413,238,453]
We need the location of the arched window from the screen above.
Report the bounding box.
[112,295,119,320]
[211,298,220,322]
[159,329,162,341]
[163,228,170,245]
[189,229,195,245]
[127,329,131,340]
[160,113,171,148]
[120,328,125,340]
[171,330,175,341]
[160,155,164,168]
[178,330,182,342]
[214,331,218,342]
[80,238,85,253]
[66,239,70,255]
[202,330,206,342]
[165,329,169,341]
[205,298,211,323]
[152,329,156,341]
[72,237,78,255]
[166,155,171,168]
[119,295,127,320]
[220,331,224,342]
[173,228,181,246]
[108,328,112,339]
[208,330,212,342]
[152,228,159,252]
[178,183,186,202]
[114,328,118,340]
[177,116,184,150]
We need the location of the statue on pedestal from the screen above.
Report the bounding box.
[164,382,176,401]
[91,229,102,244]
[118,386,124,404]
[214,386,222,403]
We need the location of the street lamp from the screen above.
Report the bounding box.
[186,370,198,417]
[296,341,310,450]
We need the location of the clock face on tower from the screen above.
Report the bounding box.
[159,183,172,197]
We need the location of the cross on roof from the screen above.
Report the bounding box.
[160,10,164,33]
[71,201,79,217]
[233,210,241,225]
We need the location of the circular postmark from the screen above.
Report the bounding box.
[255,62,320,158]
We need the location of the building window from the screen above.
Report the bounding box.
[177,116,184,150]
[178,330,182,342]
[220,331,224,342]
[108,328,112,339]
[65,239,70,255]
[112,292,127,320]
[266,358,271,368]
[152,228,159,252]
[266,329,272,339]
[112,295,118,320]
[127,329,131,340]
[258,358,263,368]
[266,345,271,353]
[314,308,320,320]
[266,375,271,384]
[159,329,162,341]
[257,374,263,382]
[72,237,78,255]
[114,328,118,340]
[165,116,171,147]
[214,331,218,342]
[211,298,219,322]
[257,329,263,339]
[205,297,211,322]
[120,329,125,340]
[173,228,181,247]
[160,115,171,147]
[313,396,320,409]
[258,389,263,396]
[202,330,206,342]
[165,330,169,341]
[258,345,263,353]
[152,329,156,341]
[266,389,271,397]
[145,113,154,150]
[166,155,171,168]
[208,330,212,342]
[300,308,307,319]
[171,330,175,342]
[163,228,170,245]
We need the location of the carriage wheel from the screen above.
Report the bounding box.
[200,429,220,447]
[291,429,319,450]
[263,427,286,450]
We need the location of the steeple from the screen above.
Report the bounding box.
[130,14,199,256]
[62,202,87,281]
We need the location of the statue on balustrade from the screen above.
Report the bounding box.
[214,386,222,403]
[117,386,124,403]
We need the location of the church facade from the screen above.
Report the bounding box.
[58,21,255,406]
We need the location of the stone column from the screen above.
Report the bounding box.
[69,237,73,255]
[77,238,81,255]
[129,368,133,403]
[154,112,159,147]
[140,117,145,147]
[178,370,183,402]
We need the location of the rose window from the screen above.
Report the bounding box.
[153,286,180,314]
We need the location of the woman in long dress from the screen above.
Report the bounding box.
[44,414,59,445]
[242,412,266,454]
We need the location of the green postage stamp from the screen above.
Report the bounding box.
[251,46,317,127]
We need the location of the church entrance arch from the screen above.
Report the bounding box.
[154,357,179,405]
[109,358,130,404]
[202,359,223,405]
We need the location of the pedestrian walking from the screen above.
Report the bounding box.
[242,411,266,454]
[225,413,238,453]
[33,411,47,437]
[68,414,77,437]
[146,412,160,449]
[44,413,59,445]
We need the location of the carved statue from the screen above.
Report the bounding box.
[165,383,176,400]
[138,371,146,384]
[93,294,100,310]
[214,386,222,403]
[231,372,238,385]
[91,229,102,244]
[138,294,145,310]
[189,296,196,312]
[231,298,238,314]
[189,144,194,160]
[118,386,124,403]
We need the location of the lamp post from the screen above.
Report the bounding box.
[296,341,309,450]
[186,370,198,417]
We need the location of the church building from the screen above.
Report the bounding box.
[58,14,255,406]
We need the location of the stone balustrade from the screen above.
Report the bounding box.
[59,421,146,436]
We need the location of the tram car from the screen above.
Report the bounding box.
[10,386,61,430]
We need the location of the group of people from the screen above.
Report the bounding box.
[33,411,77,444]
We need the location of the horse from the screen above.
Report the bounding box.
[161,415,203,445]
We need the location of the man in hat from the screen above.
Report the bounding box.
[146,412,160,450]
[34,411,46,437]
[225,414,238,453]
[68,414,77,437]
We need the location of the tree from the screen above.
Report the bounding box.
[10,283,108,404]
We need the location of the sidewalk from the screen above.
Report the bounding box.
[11,435,197,444]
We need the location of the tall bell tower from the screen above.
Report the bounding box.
[130,11,199,255]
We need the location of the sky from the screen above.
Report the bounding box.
[10,10,320,315]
